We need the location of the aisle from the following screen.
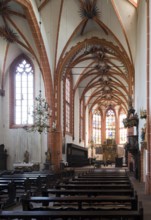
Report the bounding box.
[129,174,151,220]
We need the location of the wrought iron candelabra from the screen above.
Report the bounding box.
[24,90,51,133]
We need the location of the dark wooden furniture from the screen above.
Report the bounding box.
[21,195,138,211]
[125,135,140,179]
[0,144,7,170]
[56,183,132,190]
[67,143,89,167]
[66,179,131,184]
[0,207,144,220]
[0,182,16,209]
[115,157,123,167]
[42,188,135,197]
[75,176,129,180]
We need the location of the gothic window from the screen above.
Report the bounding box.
[106,109,115,139]
[10,56,34,127]
[92,110,101,144]
[65,77,71,133]
[80,100,84,141]
[119,111,127,144]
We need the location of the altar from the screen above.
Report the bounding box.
[13,162,39,171]
[102,139,117,163]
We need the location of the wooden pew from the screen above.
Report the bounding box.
[1,169,74,181]
[0,176,44,201]
[0,178,31,191]
[1,170,74,189]
[0,205,144,220]
[41,188,135,197]
[56,183,133,190]
[0,182,16,209]
[76,174,129,179]
[78,172,128,177]
[21,194,138,211]
[66,179,131,184]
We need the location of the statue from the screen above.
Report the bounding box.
[45,150,51,162]
[141,128,145,141]
[24,150,29,163]
[144,123,147,142]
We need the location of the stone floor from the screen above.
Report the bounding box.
[129,174,151,220]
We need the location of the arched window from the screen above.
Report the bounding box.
[10,56,34,127]
[65,76,71,133]
[106,109,115,139]
[119,111,127,144]
[92,110,101,144]
[80,100,84,141]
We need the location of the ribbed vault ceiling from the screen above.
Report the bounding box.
[0,0,138,114]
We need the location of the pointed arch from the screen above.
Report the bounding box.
[9,54,34,128]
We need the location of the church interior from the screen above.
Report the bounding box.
[0,0,151,219]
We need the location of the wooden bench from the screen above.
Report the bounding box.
[56,183,133,190]
[21,194,138,211]
[0,176,44,201]
[0,182,16,209]
[0,206,144,219]
[41,188,135,197]
[0,178,31,191]
[0,175,44,186]
[77,174,129,178]
[2,170,74,180]
[1,171,74,188]
[66,179,131,184]
[78,172,128,177]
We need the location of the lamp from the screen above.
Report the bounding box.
[24,90,52,133]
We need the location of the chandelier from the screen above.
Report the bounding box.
[24,90,52,133]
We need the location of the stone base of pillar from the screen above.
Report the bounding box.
[50,130,62,171]
[140,142,147,182]
[43,162,54,171]
[145,174,151,194]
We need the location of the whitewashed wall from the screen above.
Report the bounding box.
[135,0,147,144]
[135,0,147,179]
[1,60,48,170]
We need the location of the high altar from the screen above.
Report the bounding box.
[102,139,117,162]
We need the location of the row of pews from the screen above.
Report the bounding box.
[0,168,143,219]
[0,169,74,208]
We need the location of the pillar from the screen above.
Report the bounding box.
[50,130,62,171]
[140,142,147,182]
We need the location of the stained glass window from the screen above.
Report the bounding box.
[92,110,101,144]
[106,109,115,139]
[80,100,84,141]
[11,58,34,127]
[65,77,70,133]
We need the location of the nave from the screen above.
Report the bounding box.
[0,166,150,220]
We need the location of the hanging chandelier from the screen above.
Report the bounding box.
[24,90,52,134]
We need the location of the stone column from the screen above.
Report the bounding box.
[140,142,147,182]
[50,130,62,171]
[145,0,151,194]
